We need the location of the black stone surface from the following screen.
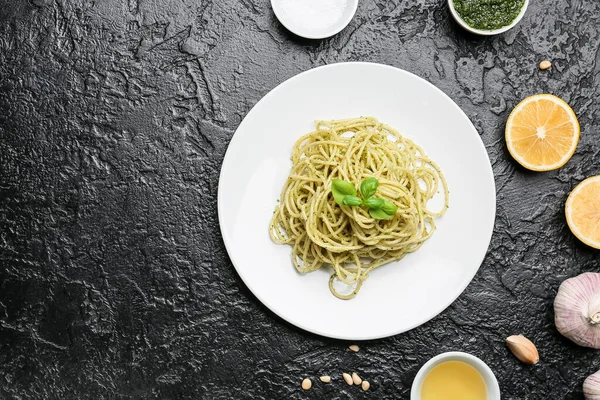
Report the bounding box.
[1,0,600,398]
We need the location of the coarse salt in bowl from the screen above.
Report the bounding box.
[271,0,359,39]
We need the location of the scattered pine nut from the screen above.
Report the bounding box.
[343,372,353,385]
[539,60,552,70]
[362,380,370,391]
[349,344,360,352]
[352,372,362,385]
[319,375,331,383]
[302,378,312,390]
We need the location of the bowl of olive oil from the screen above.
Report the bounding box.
[448,0,529,36]
[411,352,500,400]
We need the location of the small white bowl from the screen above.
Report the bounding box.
[448,0,529,36]
[271,0,359,39]
[410,352,501,400]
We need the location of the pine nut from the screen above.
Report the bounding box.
[362,380,370,391]
[343,372,353,385]
[319,375,331,383]
[352,372,362,385]
[539,60,552,70]
[349,344,360,352]
[302,378,312,390]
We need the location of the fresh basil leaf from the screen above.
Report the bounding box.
[382,200,398,215]
[369,207,393,220]
[360,177,379,199]
[342,195,363,207]
[363,197,385,209]
[331,179,357,205]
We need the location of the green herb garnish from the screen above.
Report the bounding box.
[331,179,357,204]
[342,195,363,207]
[363,197,384,209]
[331,178,397,220]
[360,177,379,199]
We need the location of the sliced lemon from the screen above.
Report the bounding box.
[506,94,580,171]
[566,175,600,249]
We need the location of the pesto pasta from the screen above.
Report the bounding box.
[269,117,449,299]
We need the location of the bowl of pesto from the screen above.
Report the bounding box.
[448,0,528,35]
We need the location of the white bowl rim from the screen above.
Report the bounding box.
[410,351,501,400]
[447,0,529,36]
[271,0,359,39]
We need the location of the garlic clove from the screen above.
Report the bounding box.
[554,272,600,349]
[584,369,600,400]
[506,334,539,364]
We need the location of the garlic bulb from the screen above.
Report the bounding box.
[584,369,600,399]
[554,272,600,348]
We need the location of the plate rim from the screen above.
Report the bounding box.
[217,61,497,340]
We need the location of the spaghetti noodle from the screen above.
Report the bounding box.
[269,117,449,299]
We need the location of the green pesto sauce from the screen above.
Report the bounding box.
[453,0,525,31]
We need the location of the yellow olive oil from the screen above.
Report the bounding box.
[421,361,486,400]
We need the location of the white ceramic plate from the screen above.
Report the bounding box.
[218,62,496,340]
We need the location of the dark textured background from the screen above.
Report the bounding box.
[1,0,599,398]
